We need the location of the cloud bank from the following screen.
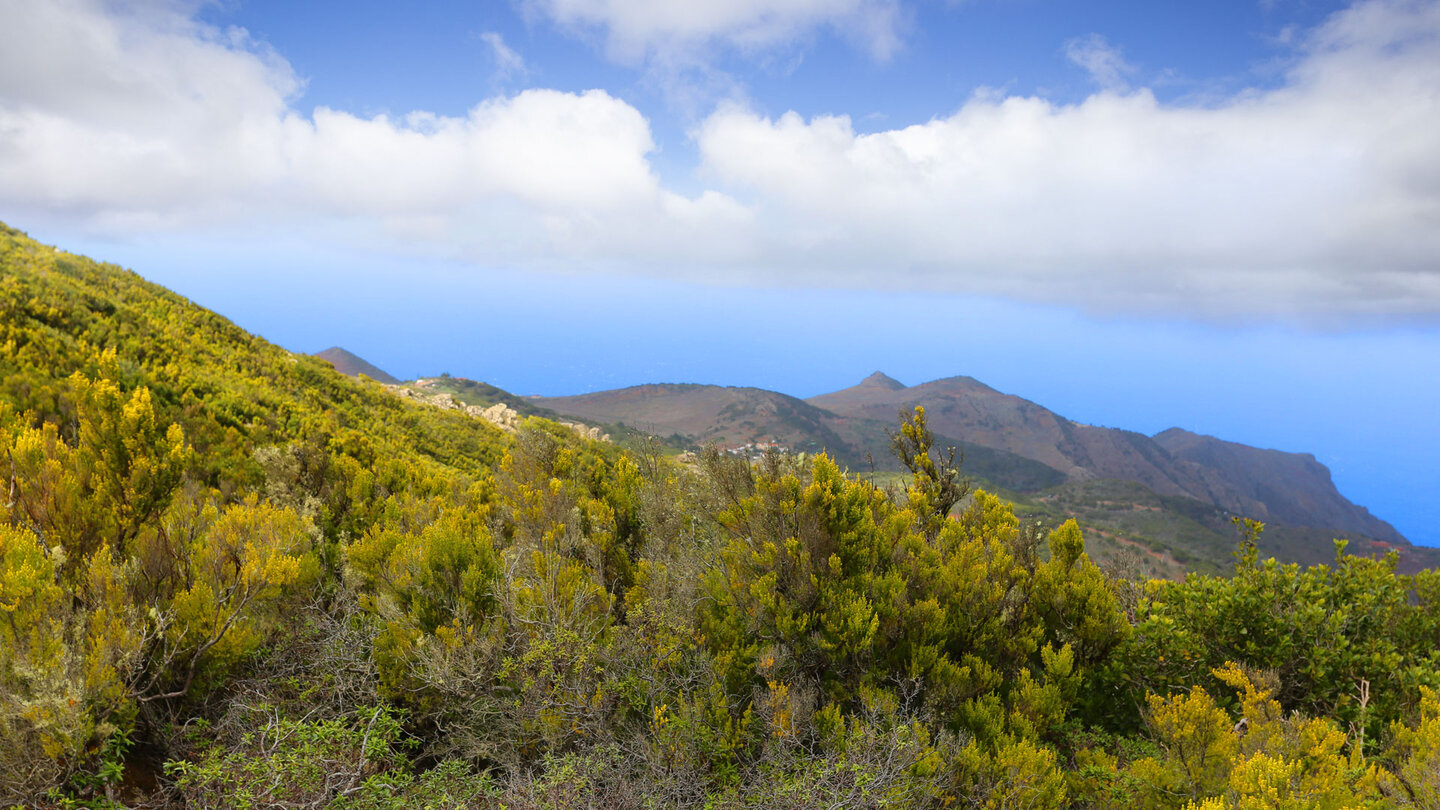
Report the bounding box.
[0,0,1438,320]
[695,0,1440,318]
[0,0,748,260]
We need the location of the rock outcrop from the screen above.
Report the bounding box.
[388,385,609,442]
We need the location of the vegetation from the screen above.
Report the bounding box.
[5,221,1440,808]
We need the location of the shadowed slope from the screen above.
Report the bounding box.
[314,347,400,384]
[810,373,1406,545]
[532,383,1065,491]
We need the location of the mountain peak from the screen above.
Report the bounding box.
[314,347,400,385]
[859,371,906,390]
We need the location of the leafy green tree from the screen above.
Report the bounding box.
[699,405,1129,791]
[1118,523,1440,741]
[73,368,190,555]
[890,405,969,537]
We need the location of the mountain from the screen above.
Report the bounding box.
[809,373,1405,544]
[532,383,873,458]
[536,371,1427,573]
[811,375,1206,493]
[856,371,907,391]
[530,383,1066,491]
[314,347,400,384]
[1153,428,1402,546]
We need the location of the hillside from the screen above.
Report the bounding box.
[532,383,1064,491]
[533,383,861,453]
[810,373,1407,543]
[0,222,507,492]
[536,371,1428,572]
[314,346,401,384]
[408,374,567,421]
[1004,477,1440,578]
[1153,427,1394,537]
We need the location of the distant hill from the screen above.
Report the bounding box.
[532,383,874,466]
[530,383,1064,491]
[810,374,1405,546]
[1152,428,1399,542]
[314,347,400,384]
[536,372,1430,573]
[811,375,1217,497]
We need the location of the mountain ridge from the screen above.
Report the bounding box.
[809,372,1404,545]
[314,346,400,384]
[858,371,907,391]
[531,371,1418,571]
[529,382,1068,492]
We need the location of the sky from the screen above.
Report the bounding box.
[1,0,1438,544]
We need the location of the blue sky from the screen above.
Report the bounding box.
[1,0,1438,544]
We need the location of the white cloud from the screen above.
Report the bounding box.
[1064,34,1134,92]
[480,31,527,81]
[0,0,745,258]
[0,0,297,215]
[692,0,1440,319]
[292,91,659,213]
[521,0,905,62]
[1,0,1439,322]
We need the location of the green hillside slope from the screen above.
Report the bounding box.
[0,223,506,490]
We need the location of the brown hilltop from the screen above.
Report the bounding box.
[537,372,1407,550]
[531,381,1065,490]
[812,375,1081,473]
[857,371,907,391]
[531,383,860,457]
[1153,428,1401,543]
[314,347,400,385]
[809,373,1406,546]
